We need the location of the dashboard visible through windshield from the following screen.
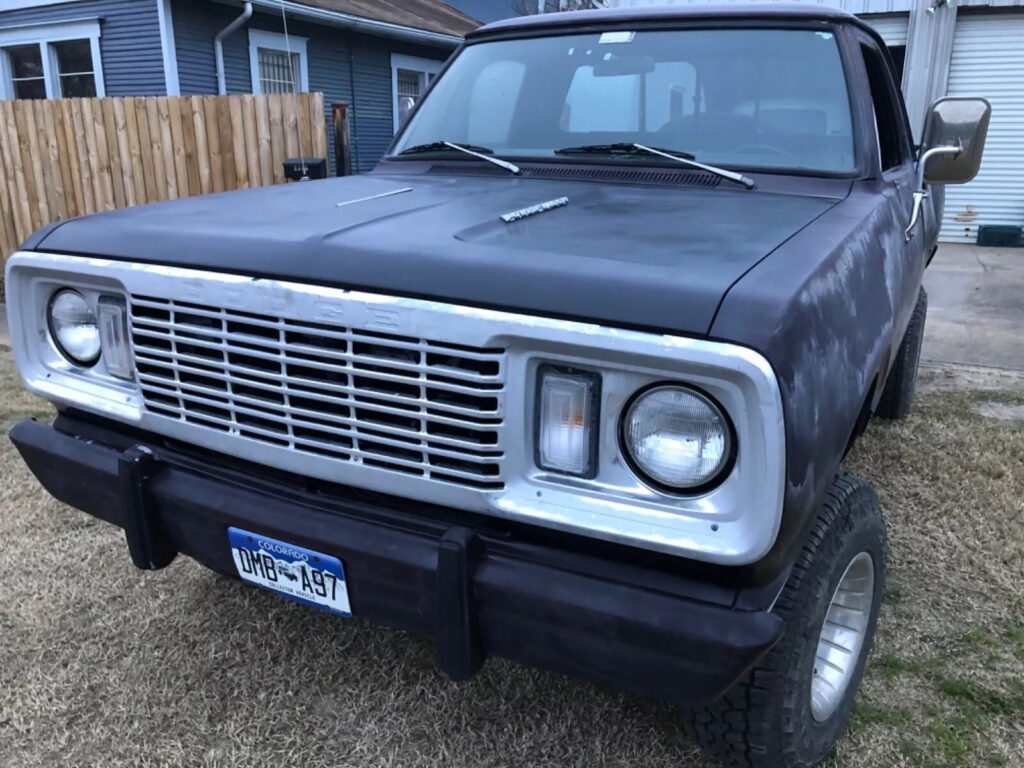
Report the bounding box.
[390,27,856,174]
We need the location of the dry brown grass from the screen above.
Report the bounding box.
[1,347,1021,768]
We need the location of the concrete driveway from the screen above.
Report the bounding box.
[1,244,1021,369]
[923,244,1024,371]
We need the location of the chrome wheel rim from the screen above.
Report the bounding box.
[810,551,875,722]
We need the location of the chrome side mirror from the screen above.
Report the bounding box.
[921,96,991,184]
[905,97,991,241]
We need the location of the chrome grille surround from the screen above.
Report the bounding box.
[129,296,506,490]
[6,252,787,566]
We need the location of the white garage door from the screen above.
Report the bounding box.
[941,15,1024,243]
[863,16,909,47]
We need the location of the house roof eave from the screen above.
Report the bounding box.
[245,0,463,48]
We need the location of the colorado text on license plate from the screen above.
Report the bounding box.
[228,527,351,616]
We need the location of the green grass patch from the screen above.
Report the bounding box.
[873,653,924,680]
[897,739,930,768]
[958,627,997,650]
[1006,622,1024,660]
[972,389,1024,407]
[883,584,904,605]
[926,719,969,765]
[936,678,1024,718]
[850,701,914,731]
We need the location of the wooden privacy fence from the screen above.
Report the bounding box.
[0,92,328,261]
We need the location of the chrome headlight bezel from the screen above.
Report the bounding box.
[619,383,737,495]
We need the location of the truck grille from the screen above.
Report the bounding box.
[128,295,506,490]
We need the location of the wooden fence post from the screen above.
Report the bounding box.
[331,102,352,177]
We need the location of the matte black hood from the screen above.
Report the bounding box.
[35,173,837,337]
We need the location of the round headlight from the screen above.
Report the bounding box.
[622,385,733,492]
[48,289,100,366]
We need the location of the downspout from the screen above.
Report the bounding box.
[215,1,253,95]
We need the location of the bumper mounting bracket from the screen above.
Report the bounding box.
[436,526,484,681]
[119,445,177,570]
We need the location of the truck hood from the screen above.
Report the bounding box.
[34,173,839,337]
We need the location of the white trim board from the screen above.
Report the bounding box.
[0,0,92,10]
[0,17,100,44]
[246,0,461,48]
[157,0,179,96]
[248,28,308,94]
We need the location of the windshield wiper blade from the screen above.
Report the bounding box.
[399,141,520,175]
[554,142,754,189]
[631,143,754,189]
[555,142,696,160]
[401,141,494,155]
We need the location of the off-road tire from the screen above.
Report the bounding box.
[684,474,888,768]
[875,288,927,420]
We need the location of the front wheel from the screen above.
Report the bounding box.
[686,474,887,768]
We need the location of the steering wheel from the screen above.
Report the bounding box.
[730,144,796,158]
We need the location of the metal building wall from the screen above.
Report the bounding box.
[862,15,908,45]
[940,14,1024,242]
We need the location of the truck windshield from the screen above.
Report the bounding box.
[391,28,856,174]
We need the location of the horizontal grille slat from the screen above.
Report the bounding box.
[130,325,502,389]
[137,374,502,456]
[129,295,508,490]
[130,302,506,363]
[133,349,502,421]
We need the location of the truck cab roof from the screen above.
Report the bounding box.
[469,3,868,40]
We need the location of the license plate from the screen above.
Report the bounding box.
[228,527,351,616]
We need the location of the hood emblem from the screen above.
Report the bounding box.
[501,196,569,223]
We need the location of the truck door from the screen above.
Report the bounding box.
[857,32,925,343]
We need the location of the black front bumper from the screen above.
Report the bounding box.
[10,415,784,705]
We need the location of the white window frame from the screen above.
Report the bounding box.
[248,29,308,95]
[0,0,83,9]
[0,18,104,100]
[391,53,443,132]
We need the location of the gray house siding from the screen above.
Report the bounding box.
[443,0,519,24]
[349,36,450,173]
[0,0,166,96]
[169,0,452,173]
[307,28,355,170]
[172,0,250,96]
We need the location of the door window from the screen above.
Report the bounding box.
[860,37,911,172]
